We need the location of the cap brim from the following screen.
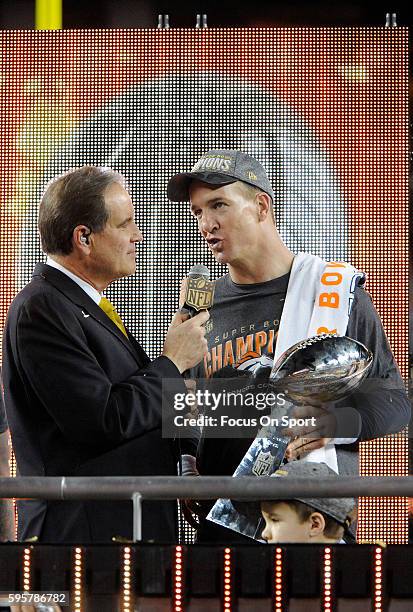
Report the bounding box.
[167,172,237,202]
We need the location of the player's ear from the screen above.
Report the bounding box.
[256,192,271,221]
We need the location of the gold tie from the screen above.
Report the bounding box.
[99,297,128,338]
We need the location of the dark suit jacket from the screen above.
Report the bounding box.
[2,263,185,543]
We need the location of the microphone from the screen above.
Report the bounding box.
[182,264,214,317]
[177,265,214,465]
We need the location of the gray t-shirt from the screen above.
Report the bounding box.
[199,273,288,379]
[190,271,409,477]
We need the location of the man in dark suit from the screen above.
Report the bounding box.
[1,166,209,543]
[0,375,14,542]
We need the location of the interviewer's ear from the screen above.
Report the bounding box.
[73,225,92,251]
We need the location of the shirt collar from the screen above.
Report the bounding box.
[46,257,101,305]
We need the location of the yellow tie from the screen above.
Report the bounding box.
[99,297,128,338]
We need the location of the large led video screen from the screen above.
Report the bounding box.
[0,27,409,543]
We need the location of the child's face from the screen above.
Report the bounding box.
[261,501,312,543]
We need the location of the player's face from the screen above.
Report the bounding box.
[261,502,311,543]
[90,182,143,283]
[189,180,262,266]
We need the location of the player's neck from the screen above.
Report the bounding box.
[228,239,294,284]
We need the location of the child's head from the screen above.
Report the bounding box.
[261,498,353,543]
[260,462,356,543]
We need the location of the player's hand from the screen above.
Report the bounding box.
[283,403,336,460]
[162,310,209,373]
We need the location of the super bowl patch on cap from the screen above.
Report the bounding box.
[191,153,235,173]
[167,149,276,202]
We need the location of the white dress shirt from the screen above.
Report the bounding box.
[46,257,101,305]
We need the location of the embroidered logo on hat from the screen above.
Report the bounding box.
[167,149,276,203]
[192,154,233,173]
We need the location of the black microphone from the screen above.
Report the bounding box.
[177,265,214,466]
[182,264,214,317]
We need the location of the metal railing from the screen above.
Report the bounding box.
[1,476,412,541]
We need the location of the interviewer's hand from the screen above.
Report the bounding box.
[162,310,209,373]
[179,277,188,309]
[283,403,336,461]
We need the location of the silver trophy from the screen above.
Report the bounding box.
[269,333,373,403]
[207,334,373,540]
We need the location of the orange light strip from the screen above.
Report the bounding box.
[373,547,383,611]
[223,547,232,611]
[22,547,31,591]
[174,545,184,612]
[274,547,283,611]
[73,547,83,612]
[323,547,332,611]
[122,546,132,612]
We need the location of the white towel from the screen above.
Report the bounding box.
[275,252,365,473]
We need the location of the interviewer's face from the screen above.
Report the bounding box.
[90,182,143,283]
[189,180,263,267]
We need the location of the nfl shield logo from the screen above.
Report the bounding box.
[252,451,273,476]
[185,277,215,311]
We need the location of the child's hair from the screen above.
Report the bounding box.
[270,499,355,540]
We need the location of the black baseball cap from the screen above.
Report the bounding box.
[167,149,275,203]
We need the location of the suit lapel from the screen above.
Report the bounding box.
[33,263,149,367]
